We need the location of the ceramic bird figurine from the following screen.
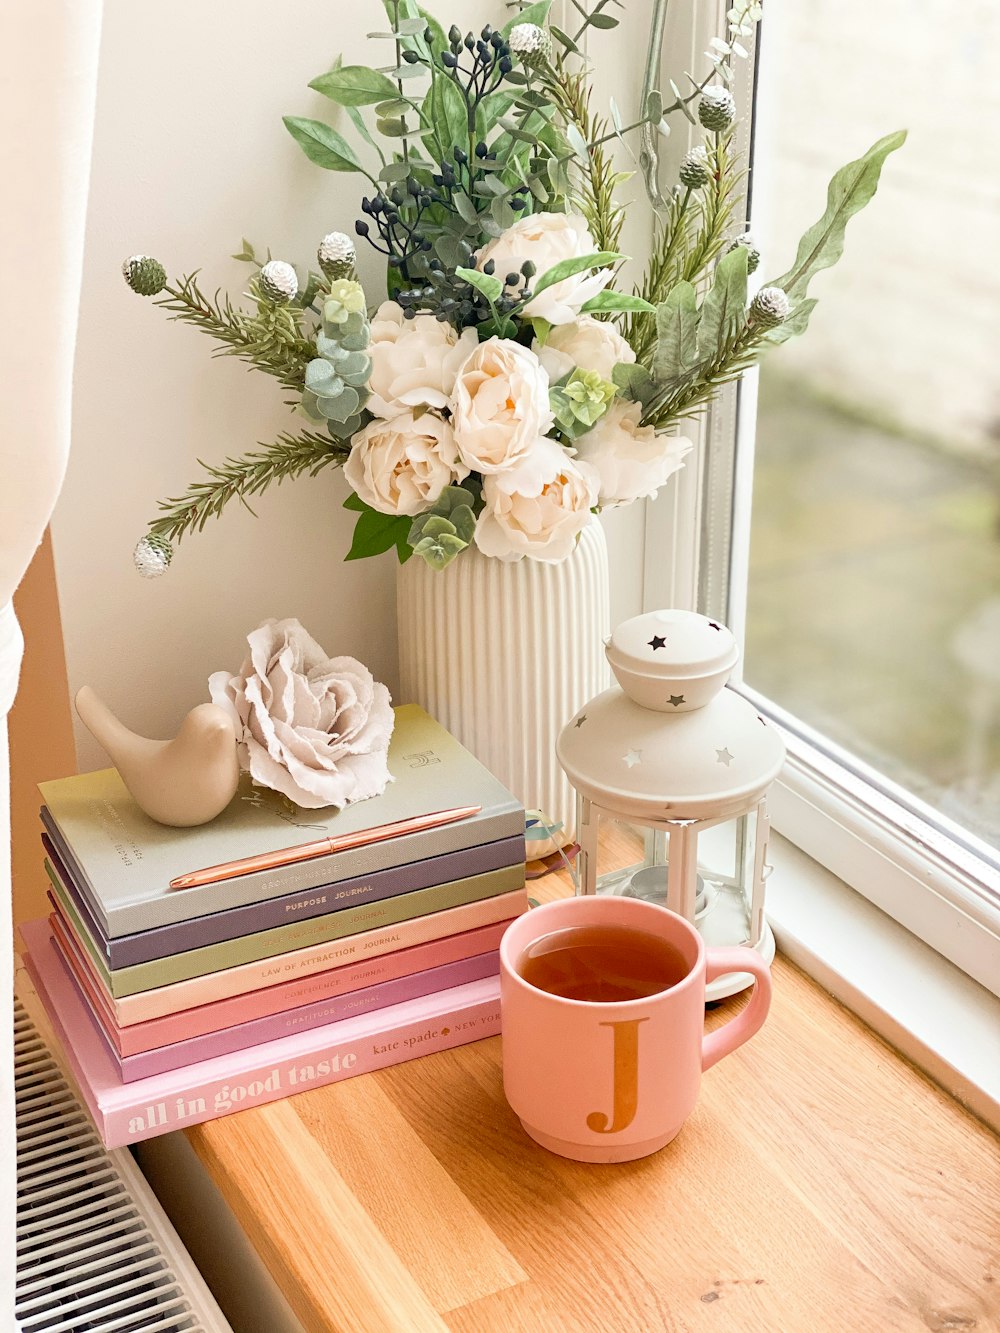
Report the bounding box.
[75,686,240,826]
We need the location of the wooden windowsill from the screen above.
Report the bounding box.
[184,862,1000,1333]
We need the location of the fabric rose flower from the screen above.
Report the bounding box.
[209,618,394,809]
[450,337,554,478]
[474,441,599,562]
[367,301,478,419]
[533,314,636,383]
[573,401,692,507]
[344,411,468,516]
[477,213,613,324]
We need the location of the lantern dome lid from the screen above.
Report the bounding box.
[557,684,785,821]
[606,609,739,712]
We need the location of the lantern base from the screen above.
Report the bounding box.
[705,920,776,1002]
[593,871,775,1001]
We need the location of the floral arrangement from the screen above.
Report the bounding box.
[126,0,903,575]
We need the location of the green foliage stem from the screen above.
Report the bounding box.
[147,431,349,545]
[155,274,317,394]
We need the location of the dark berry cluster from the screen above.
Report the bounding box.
[355,180,442,278]
[439,24,513,101]
[396,258,537,328]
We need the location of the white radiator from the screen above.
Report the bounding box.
[14,993,233,1333]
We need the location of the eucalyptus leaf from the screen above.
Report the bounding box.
[652,281,699,382]
[646,89,663,122]
[455,265,503,302]
[769,130,907,302]
[394,16,427,34]
[533,252,622,297]
[309,66,400,106]
[696,246,748,360]
[454,192,480,224]
[550,24,581,54]
[376,117,410,138]
[588,13,619,28]
[379,161,412,181]
[581,290,657,314]
[565,123,589,162]
[374,98,412,117]
[320,385,361,423]
[283,117,363,172]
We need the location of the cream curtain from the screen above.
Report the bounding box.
[0,0,103,1313]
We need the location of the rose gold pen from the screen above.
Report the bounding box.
[168,805,482,890]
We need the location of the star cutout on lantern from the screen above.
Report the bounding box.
[623,749,642,768]
[648,635,667,650]
[708,622,722,631]
[716,747,734,766]
[574,714,588,729]
[668,694,685,707]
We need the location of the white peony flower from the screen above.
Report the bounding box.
[533,314,636,383]
[450,337,554,476]
[474,448,599,563]
[573,400,692,507]
[477,212,613,325]
[209,618,394,809]
[367,301,478,419]
[344,411,468,516]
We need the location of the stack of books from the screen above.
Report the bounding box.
[21,705,527,1147]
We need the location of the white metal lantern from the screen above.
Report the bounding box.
[556,609,786,1000]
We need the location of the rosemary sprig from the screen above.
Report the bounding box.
[147,430,350,545]
[154,274,317,394]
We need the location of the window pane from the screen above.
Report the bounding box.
[745,6,1000,852]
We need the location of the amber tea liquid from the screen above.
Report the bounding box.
[516,923,690,1003]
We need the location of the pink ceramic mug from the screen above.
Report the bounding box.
[499,894,772,1162]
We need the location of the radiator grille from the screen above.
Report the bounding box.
[14,997,230,1333]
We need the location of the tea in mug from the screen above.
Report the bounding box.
[516,922,689,1003]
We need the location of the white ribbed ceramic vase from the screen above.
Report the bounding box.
[397,520,611,844]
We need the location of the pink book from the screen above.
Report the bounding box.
[56,887,526,1025]
[64,939,500,1083]
[21,918,502,1149]
[52,910,512,1056]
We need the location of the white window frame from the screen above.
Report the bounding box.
[640,0,1000,1004]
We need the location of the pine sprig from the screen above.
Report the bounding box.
[625,186,696,364]
[154,274,317,393]
[679,131,740,286]
[626,130,742,367]
[147,430,350,545]
[643,324,765,431]
[550,57,624,255]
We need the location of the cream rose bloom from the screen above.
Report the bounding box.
[367,301,478,419]
[533,314,636,382]
[344,411,467,516]
[477,213,613,325]
[209,618,394,809]
[574,401,692,507]
[474,442,599,563]
[450,337,554,477]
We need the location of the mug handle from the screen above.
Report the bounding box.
[701,947,772,1072]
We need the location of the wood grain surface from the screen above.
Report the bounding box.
[187,859,1000,1333]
